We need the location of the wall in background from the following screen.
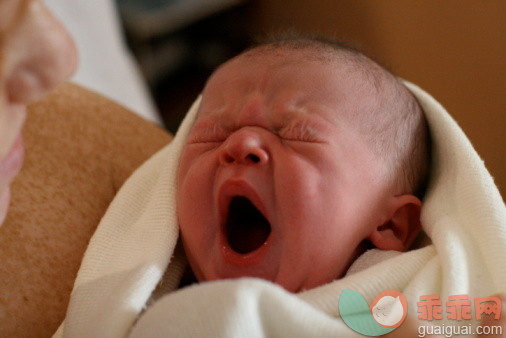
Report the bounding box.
[253,0,505,198]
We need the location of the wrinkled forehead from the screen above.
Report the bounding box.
[206,47,340,86]
[198,48,381,123]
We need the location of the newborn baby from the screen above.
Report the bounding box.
[177,37,430,293]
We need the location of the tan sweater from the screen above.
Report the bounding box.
[0,83,171,337]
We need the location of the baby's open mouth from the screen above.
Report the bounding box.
[226,196,271,254]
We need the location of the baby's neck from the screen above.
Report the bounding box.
[178,265,198,289]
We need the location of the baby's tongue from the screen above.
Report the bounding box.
[226,197,271,254]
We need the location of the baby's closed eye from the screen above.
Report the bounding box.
[278,120,324,143]
[188,122,229,144]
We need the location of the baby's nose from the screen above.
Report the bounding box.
[219,129,269,166]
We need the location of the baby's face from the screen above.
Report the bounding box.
[177,50,393,292]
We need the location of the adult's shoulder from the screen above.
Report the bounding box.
[27,83,172,188]
[0,83,171,337]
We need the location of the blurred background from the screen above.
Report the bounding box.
[48,0,505,197]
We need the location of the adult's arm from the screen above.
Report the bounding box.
[0,83,171,337]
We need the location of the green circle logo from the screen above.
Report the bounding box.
[339,289,408,336]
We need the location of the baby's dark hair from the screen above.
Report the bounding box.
[244,33,431,198]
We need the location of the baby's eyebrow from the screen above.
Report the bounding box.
[192,109,335,137]
[191,116,227,133]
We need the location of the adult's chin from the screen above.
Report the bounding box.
[0,104,27,159]
[0,187,11,226]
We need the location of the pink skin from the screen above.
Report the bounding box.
[0,0,78,225]
[177,50,422,292]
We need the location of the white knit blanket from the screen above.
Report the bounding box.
[54,82,506,337]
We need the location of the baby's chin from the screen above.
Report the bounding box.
[194,264,281,288]
[190,260,338,293]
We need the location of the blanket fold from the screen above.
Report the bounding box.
[55,82,505,337]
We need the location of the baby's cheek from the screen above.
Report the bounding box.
[177,149,197,218]
[177,150,215,226]
[177,146,196,178]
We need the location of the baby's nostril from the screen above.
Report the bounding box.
[247,154,260,163]
[222,153,234,164]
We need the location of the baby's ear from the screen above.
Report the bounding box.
[367,195,422,252]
